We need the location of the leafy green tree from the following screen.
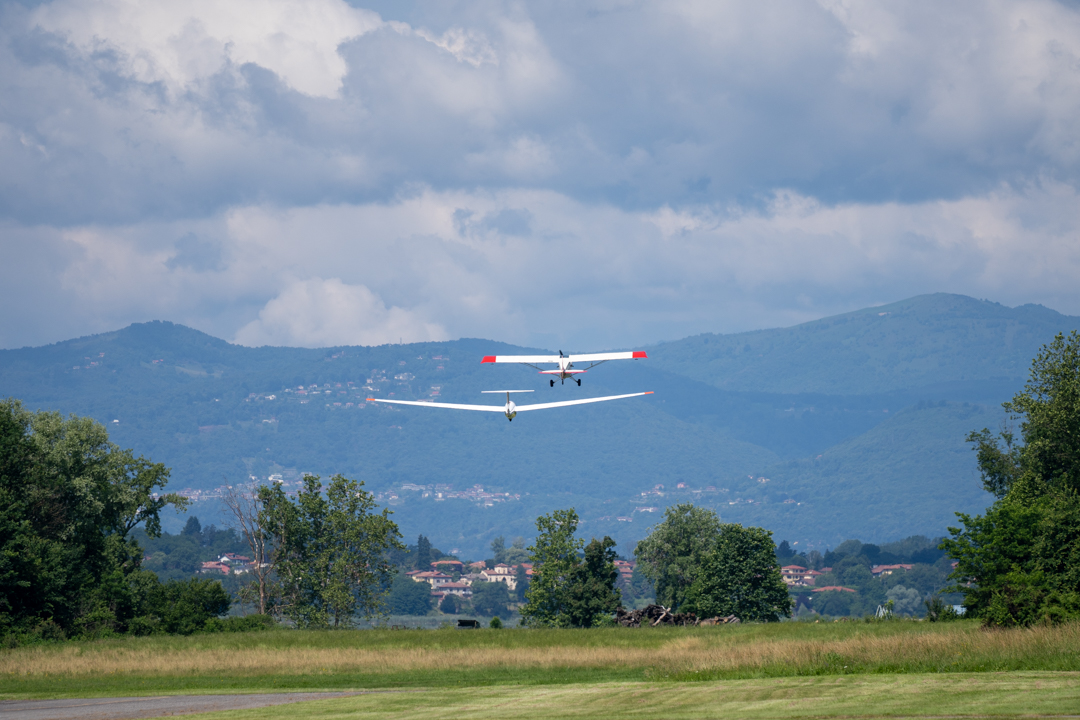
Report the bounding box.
[388,574,432,616]
[634,503,721,611]
[521,509,584,627]
[944,331,1080,625]
[564,537,621,628]
[260,474,403,627]
[471,581,511,618]
[683,524,791,621]
[182,516,202,536]
[0,400,185,638]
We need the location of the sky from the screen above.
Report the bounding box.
[2,0,1080,351]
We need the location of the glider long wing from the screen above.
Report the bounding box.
[366,398,505,412]
[515,391,653,411]
[365,392,653,412]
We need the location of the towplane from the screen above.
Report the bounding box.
[366,390,653,421]
[481,350,648,386]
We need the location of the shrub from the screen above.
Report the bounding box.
[203,614,276,633]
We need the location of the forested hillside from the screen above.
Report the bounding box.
[2,293,1076,558]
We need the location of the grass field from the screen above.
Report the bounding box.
[3,621,1079,718]
[180,673,1080,720]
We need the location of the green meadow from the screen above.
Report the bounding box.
[3,621,1080,717]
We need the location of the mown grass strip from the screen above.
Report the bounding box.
[140,673,1080,720]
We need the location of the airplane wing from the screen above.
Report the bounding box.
[569,351,648,363]
[515,391,653,412]
[366,398,506,412]
[481,355,562,364]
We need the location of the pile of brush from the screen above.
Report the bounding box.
[614,605,741,627]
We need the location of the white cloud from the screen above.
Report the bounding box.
[3,1,1080,348]
[5,181,1080,350]
[233,277,448,347]
[31,0,383,97]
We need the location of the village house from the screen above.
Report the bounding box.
[613,559,636,583]
[438,582,473,598]
[812,586,856,593]
[431,559,465,573]
[780,565,823,586]
[480,564,517,590]
[871,564,914,577]
[199,561,230,575]
[411,571,452,589]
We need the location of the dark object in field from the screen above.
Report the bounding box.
[456,619,481,629]
[615,604,737,627]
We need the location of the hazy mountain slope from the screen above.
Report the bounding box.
[734,401,1004,543]
[653,294,1078,395]
[1,294,1072,557]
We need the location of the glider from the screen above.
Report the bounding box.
[481,350,648,386]
[366,390,653,421]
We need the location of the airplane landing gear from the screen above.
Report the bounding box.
[550,379,555,387]
[576,378,581,386]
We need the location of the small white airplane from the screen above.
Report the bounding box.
[481,350,648,386]
[366,390,653,421]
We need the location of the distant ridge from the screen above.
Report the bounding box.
[2,293,1077,556]
[652,293,1079,394]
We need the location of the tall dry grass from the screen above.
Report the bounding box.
[3,623,1078,680]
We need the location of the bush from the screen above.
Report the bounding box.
[202,614,276,633]
[137,578,231,635]
[924,595,962,622]
[489,616,503,629]
[981,571,1080,627]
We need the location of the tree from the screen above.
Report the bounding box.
[634,504,721,611]
[0,400,186,638]
[471,581,510,618]
[136,578,231,635]
[259,474,403,627]
[439,593,462,614]
[388,574,432,616]
[182,516,202,536]
[943,331,1080,625]
[521,509,584,627]
[490,536,506,564]
[415,535,432,570]
[222,485,278,616]
[682,524,791,621]
[493,536,529,566]
[564,537,621,628]
[513,564,529,603]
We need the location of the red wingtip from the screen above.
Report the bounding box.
[644,391,654,395]
[481,356,496,363]
[366,398,376,401]
[633,351,648,358]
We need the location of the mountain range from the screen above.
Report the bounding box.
[2,293,1076,559]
